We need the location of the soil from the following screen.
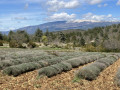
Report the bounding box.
[0,59,120,90]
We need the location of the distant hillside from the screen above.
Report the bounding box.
[1,21,120,34]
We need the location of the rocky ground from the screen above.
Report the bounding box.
[0,59,120,90]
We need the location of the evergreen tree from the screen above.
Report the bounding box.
[80,37,85,46]
[45,29,49,37]
[59,32,66,43]
[34,28,43,42]
[0,32,3,40]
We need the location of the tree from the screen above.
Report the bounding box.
[42,35,48,45]
[0,32,3,40]
[80,37,85,46]
[8,31,14,41]
[8,30,29,48]
[103,33,109,40]
[45,29,49,37]
[59,32,66,43]
[34,28,43,42]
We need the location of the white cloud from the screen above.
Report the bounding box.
[104,3,108,7]
[98,4,102,7]
[24,3,29,9]
[14,17,29,20]
[47,0,80,12]
[117,0,120,5]
[98,3,108,7]
[82,13,117,21]
[86,0,103,5]
[0,12,46,31]
[46,12,76,21]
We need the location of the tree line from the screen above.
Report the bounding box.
[0,23,120,52]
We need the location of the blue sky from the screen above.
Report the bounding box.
[0,0,120,31]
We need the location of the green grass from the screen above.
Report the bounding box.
[0,47,9,48]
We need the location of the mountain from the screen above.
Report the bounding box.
[1,21,120,34]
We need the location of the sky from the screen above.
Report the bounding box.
[0,0,120,31]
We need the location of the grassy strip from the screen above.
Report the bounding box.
[38,54,106,77]
[75,55,119,81]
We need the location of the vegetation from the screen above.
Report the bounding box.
[75,55,119,81]
[0,24,120,52]
[114,67,120,87]
[28,41,37,48]
[0,40,3,46]
[38,54,106,77]
[2,52,93,76]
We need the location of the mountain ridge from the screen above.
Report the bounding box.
[1,21,120,34]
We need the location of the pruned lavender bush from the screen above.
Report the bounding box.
[0,55,55,70]
[114,67,120,87]
[38,54,106,77]
[75,55,119,81]
[0,51,87,70]
[2,51,106,76]
[75,65,101,80]
[3,62,41,76]
[3,53,89,76]
[97,55,117,67]
[38,62,72,77]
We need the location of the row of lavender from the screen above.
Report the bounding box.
[75,54,120,81]
[2,52,96,76]
[38,54,106,77]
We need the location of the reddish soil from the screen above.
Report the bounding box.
[0,59,120,90]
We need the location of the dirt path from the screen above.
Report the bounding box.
[0,59,120,90]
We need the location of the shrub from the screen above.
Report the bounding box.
[60,62,72,71]
[91,62,107,71]
[9,40,23,48]
[114,67,120,87]
[38,67,58,77]
[51,44,62,48]
[3,62,41,76]
[38,62,72,77]
[84,44,105,52]
[0,40,3,46]
[38,54,106,77]
[75,65,101,80]
[66,59,84,68]
[2,52,105,76]
[75,56,118,81]
[2,52,84,76]
[28,41,37,48]
[97,56,117,67]
[0,55,55,70]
